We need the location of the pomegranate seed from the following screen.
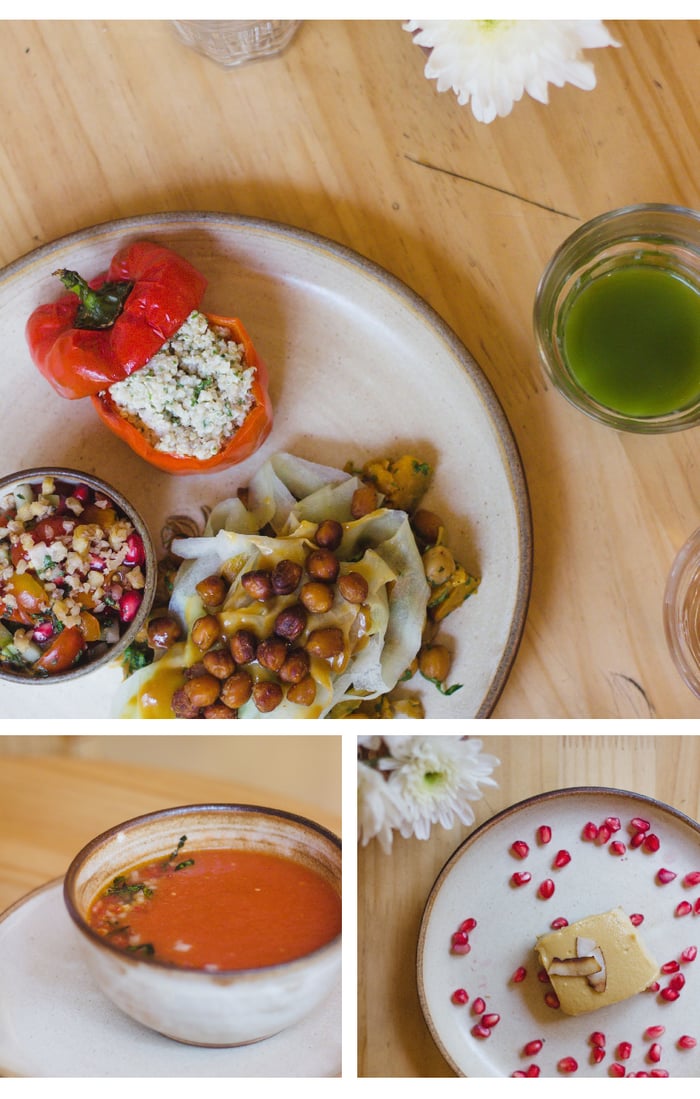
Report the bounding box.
[630,816,650,833]
[460,917,477,932]
[538,878,555,899]
[648,1042,662,1063]
[647,981,661,992]
[645,1025,665,1039]
[676,901,693,917]
[123,531,146,566]
[609,840,627,856]
[553,850,571,868]
[596,824,611,844]
[451,931,470,954]
[537,967,551,983]
[681,945,698,962]
[670,973,686,991]
[592,1047,606,1064]
[661,960,680,973]
[589,1031,606,1048]
[605,816,622,833]
[544,991,560,1009]
[550,917,568,929]
[538,825,552,844]
[72,483,92,503]
[32,620,55,643]
[650,1069,670,1077]
[629,913,645,926]
[657,868,677,884]
[523,1039,543,1056]
[630,831,647,849]
[631,1071,649,1077]
[643,833,661,852]
[695,898,700,914]
[609,1063,625,1077]
[118,589,143,623]
[683,871,700,886]
[481,1012,500,1028]
[472,997,486,1015]
[678,1035,697,1049]
[511,966,527,983]
[451,942,471,955]
[557,1056,578,1074]
[660,987,679,1001]
[511,871,532,887]
[511,840,529,859]
[471,1024,491,1039]
[582,821,599,841]
[525,1065,541,1077]
[451,988,469,1005]
[88,553,107,571]
[617,1041,632,1060]
[511,1071,526,1078]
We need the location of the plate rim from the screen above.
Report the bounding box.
[0,210,533,718]
[416,785,700,1077]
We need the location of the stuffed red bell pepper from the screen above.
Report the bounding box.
[26,241,273,475]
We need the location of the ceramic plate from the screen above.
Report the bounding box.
[0,212,531,718]
[0,879,340,1077]
[418,787,700,1078]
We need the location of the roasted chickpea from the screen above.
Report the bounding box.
[171,686,200,719]
[220,670,254,709]
[229,628,258,664]
[314,518,343,550]
[202,702,237,719]
[184,660,207,679]
[195,573,228,607]
[306,547,340,582]
[422,545,456,585]
[257,636,289,672]
[274,604,307,642]
[279,647,311,684]
[183,672,221,708]
[203,647,236,680]
[306,626,344,661]
[338,571,369,604]
[252,680,284,713]
[351,483,379,518]
[146,615,182,650]
[411,508,444,546]
[418,643,452,683]
[191,614,221,652]
[286,675,317,706]
[271,558,303,595]
[241,569,275,601]
[299,580,335,615]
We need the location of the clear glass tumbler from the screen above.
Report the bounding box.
[663,526,700,699]
[534,203,700,433]
[172,20,301,68]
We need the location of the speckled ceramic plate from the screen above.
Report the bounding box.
[0,212,531,718]
[418,788,700,1078]
[0,879,341,1077]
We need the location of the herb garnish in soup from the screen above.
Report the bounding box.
[88,836,341,969]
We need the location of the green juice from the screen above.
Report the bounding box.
[563,265,700,417]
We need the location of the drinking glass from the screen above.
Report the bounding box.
[172,20,301,68]
[663,526,700,698]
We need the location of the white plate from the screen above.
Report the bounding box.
[0,879,340,1077]
[0,212,531,717]
[418,787,700,1078]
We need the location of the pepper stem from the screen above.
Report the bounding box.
[54,268,134,330]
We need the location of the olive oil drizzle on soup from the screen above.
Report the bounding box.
[88,838,341,969]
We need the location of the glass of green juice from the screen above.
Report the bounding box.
[534,204,700,432]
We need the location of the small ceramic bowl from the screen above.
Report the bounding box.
[0,465,156,683]
[63,804,342,1047]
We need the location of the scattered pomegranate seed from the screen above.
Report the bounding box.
[32,620,55,643]
[511,871,532,887]
[596,824,612,845]
[537,967,551,983]
[616,1041,632,1060]
[544,991,560,1009]
[678,1035,697,1049]
[646,981,661,992]
[630,816,651,833]
[582,821,599,841]
[676,900,693,918]
[695,898,700,914]
[511,966,527,983]
[553,850,571,868]
[511,1071,526,1078]
[643,833,661,852]
[538,825,552,844]
[648,1042,662,1063]
[670,973,686,991]
[590,1031,606,1048]
[471,1024,491,1039]
[660,987,679,1001]
[451,931,471,955]
[661,960,680,974]
[645,1025,665,1039]
[630,831,647,849]
[557,1056,578,1074]
[550,917,568,929]
[523,1039,543,1056]
[657,868,677,884]
[459,917,477,933]
[609,840,627,856]
[605,815,622,833]
[481,1013,500,1028]
[592,1047,606,1064]
[630,1071,650,1077]
[538,878,555,899]
[511,840,529,859]
[525,1064,541,1077]
[609,1063,626,1077]
[681,945,698,962]
[73,483,92,503]
[650,1069,670,1077]
[683,871,700,886]
[629,913,645,926]
[472,997,486,1015]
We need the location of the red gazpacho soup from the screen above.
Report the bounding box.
[87,836,341,970]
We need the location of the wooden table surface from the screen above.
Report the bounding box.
[358,733,700,1076]
[1,18,700,720]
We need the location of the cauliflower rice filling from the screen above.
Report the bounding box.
[108,310,255,460]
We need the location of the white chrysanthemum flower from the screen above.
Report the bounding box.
[404,20,620,123]
[383,736,499,841]
[357,760,407,854]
